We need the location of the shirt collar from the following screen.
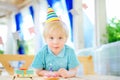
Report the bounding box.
[47,46,65,57]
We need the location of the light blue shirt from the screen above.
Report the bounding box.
[32,45,79,71]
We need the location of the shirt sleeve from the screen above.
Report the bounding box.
[31,51,45,69]
[67,48,80,69]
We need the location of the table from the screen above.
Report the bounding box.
[0,75,120,80]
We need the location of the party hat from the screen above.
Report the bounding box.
[46,7,60,23]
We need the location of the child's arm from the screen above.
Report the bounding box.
[58,66,79,78]
[35,69,59,77]
[35,69,48,76]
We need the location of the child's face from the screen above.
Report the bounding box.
[45,30,67,55]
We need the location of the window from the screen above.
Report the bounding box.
[82,0,95,48]
[14,6,35,54]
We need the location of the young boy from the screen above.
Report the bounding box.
[32,7,79,78]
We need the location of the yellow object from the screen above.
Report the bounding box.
[44,77,59,80]
[77,56,95,75]
[0,54,34,75]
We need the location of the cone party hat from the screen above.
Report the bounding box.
[46,7,60,23]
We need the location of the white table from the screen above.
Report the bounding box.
[0,75,120,80]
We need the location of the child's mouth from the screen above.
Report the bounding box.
[54,47,59,49]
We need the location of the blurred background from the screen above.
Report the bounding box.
[0,0,120,76]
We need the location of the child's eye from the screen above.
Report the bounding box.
[50,37,54,40]
[59,37,63,39]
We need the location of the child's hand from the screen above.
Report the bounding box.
[44,71,59,77]
[58,68,68,78]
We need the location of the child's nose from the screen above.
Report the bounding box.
[53,39,59,44]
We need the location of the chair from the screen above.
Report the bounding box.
[0,54,34,75]
[77,56,95,75]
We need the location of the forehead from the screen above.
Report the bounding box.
[48,30,65,37]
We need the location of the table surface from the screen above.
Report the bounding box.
[0,75,120,80]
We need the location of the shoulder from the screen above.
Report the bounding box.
[65,45,74,52]
[40,45,48,51]
[36,45,48,55]
[64,45,75,55]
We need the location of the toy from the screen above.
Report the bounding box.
[15,68,34,77]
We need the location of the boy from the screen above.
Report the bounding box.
[32,7,79,78]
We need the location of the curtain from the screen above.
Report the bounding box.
[15,13,25,55]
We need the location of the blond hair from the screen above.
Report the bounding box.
[43,21,69,39]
